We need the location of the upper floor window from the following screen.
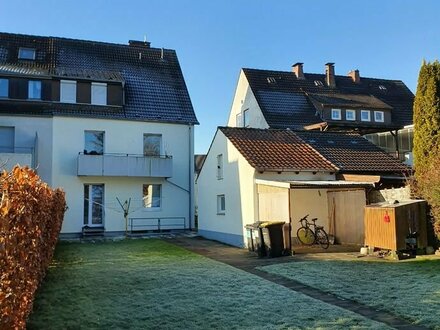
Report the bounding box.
[217,154,223,180]
[143,134,162,156]
[28,80,42,100]
[84,130,104,155]
[91,82,107,105]
[18,47,36,60]
[0,126,14,153]
[236,112,243,127]
[217,194,226,214]
[243,109,250,127]
[0,79,8,98]
[331,108,341,120]
[374,111,384,122]
[143,184,161,209]
[346,109,356,121]
[60,80,77,103]
[361,110,371,122]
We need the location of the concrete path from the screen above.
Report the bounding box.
[168,236,428,330]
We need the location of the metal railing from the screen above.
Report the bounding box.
[129,217,186,233]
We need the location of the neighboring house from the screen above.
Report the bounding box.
[194,154,206,228]
[197,127,409,247]
[227,63,414,161]
[0,32,198,237]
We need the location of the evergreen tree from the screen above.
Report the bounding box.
[413,60,440,239]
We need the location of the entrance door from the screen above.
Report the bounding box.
[327,190,366,244]
[84,184,104,226]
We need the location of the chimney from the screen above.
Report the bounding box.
[348,69,360,83]
[128,40,151,48]
[325,62,336,87]
[292,62,305,79]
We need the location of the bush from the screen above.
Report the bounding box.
[0,166,66,329]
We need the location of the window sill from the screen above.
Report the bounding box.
[217,212,225,216]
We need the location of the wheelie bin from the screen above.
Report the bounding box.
[260,221,285,258]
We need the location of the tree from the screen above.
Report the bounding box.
[413,60,440,239]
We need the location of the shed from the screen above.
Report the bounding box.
[364,200,428,251]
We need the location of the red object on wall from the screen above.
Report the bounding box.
[384,212,390,223]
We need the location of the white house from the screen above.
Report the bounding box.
[0,32,198,237]
[227,64,414,161]
[197,127,409,248]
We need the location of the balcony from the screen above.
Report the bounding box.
[77,153,173,178]
[0,147,33,171]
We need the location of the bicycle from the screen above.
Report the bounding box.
[296,214,329,249]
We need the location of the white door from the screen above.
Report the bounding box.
[84,184,104,227]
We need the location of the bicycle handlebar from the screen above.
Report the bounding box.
[299,214,309,222]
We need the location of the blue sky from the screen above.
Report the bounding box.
[1,0,439,153]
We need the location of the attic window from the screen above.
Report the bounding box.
[18,47,36,60]
[308,139,316,143]
[350,140,358,144]
[327,140,335,144]
[378,85,387,91]
[314,80,324,87]
[267,77,276,84]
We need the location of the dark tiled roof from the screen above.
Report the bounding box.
[219,127,337,172]
[294,130,410,174]
[0,32,198,124]
[243,68,414,129]
[307,92,392,110]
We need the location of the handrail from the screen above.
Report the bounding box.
[78,152,172,159]
[129,217,186,233]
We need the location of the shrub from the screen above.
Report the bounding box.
[0,166,66,329]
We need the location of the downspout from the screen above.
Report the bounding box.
[188,124,194,231]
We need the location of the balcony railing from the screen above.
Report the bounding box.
[0,147,34,171]
[77,152,173,177]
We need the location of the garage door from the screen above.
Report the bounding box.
[327,190,366,245]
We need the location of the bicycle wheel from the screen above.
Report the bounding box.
[297,227,315,245]
[316,228,329,249]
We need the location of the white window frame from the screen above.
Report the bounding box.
[91,82,107,105]
[143,134,162,156]
[143,184,162,210]
[84,130,105,155]
[217,194,225,214]
[243,109,250,127]
[28,80,42,100]
[331,108,341,120]
[346,109,356,121]
[60,80,77,103]
[361,110,371,122]
[0,78,8,98]
[217,154,223,180]
[18,47,36,60]
[374,111,384,122]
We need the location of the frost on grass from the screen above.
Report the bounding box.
[29,240,389,329]
[260,259,440,329]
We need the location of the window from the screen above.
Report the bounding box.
[314,80,324,87]
[378,85,387,91]
[236,113,243,127]
[91,82,107,105]
[217,194,225,214]
[60,80,77,103]
[0,79,8,98]
[361,110,371,122]
[331,108,341,120]
[143,184,161,209]
[28,80,41,99]
[346,109,356,121]
[83,184,104,226]
[0,126,14,152]
[217,154,223,180]
[18,47,36,60]
[143,134,162,156]
[84,131,104,155]
[243,109,249,127]
[374,111,384,122]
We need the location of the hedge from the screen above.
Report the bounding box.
[0,166,66,329]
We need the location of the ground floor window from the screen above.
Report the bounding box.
[84,184,104,226]
[143,184,161,209]
[217,194,225,214]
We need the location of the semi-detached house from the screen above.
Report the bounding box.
[0,32,198,237]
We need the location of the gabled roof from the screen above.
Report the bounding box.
[243,68,414,130]
[294,130,410,174]
[219,127,337,172]
[0,32,198,125]
[218,127,409,175]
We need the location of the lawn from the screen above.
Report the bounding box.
[28,239,390,329]
[259,258,440,329]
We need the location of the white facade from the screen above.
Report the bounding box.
[226,70,268,129]
[1,115,195,236]
[197,130,336,247]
